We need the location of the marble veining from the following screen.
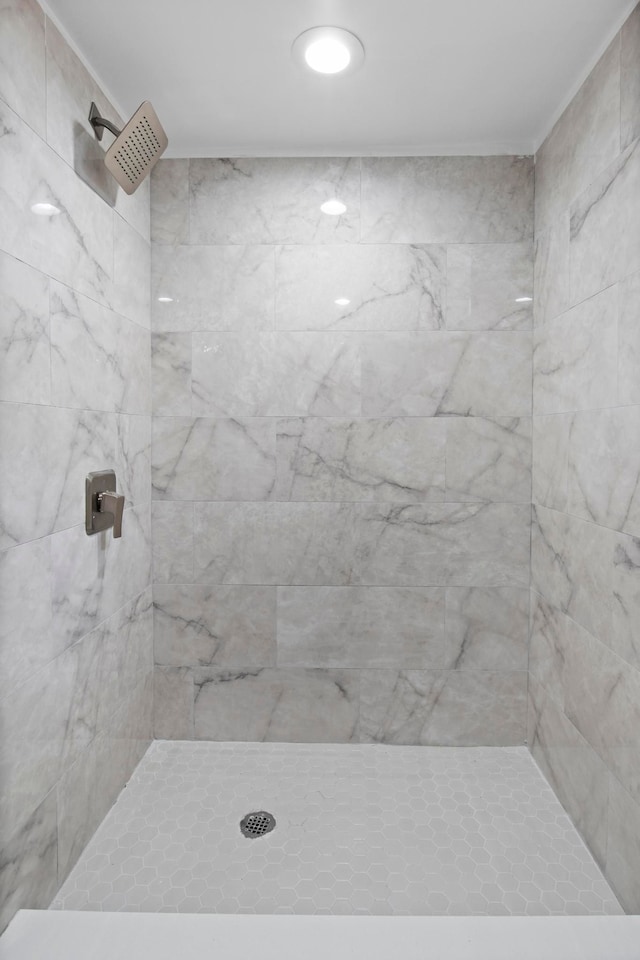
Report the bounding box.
[0,251,50,405]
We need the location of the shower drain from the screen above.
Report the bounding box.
[240,811,276,839]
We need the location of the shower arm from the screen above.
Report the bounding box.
[88,102,122,142]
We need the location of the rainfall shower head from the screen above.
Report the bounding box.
[89,101,168,194]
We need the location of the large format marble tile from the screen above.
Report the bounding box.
[0,251,50,404]
[192,668,360,742]
[570,138,640,305]
[533,215,570,326]
[50,282,150,414]
[0,403,115,549]
[151,501,194,584]
[567,407,640,537]
[0,100,114,308]
[194,501,530,587]
[0,793,57,936]
[152,417,276,501]
[152,245,275,333]
[115,414,151,508]
[445,243,533,330]
[606,776,640,913]
[113,215,151,329]
[0,0,46,138]
[444,586,529,671]
[532,414,570,512]
[535,37,621,233]
[445,417,531,502]
[50,505,151,646]
[192,333,361,417]
[154,666,194,739]
[274,417,446,502]
[528,593,571,707]
[612,532,640,670]
[528,677,609,867]
[0,538,54,701]
[190,158,361,244]
[152,333,192,416]
[361,156,533,243]
[621,3,640,151]
[564,628,640,806]
[533,286,617,415]
[618,269,640,405]
[361,332,531,417]
[154,584,276,669]
[359,670,527,746]
[150,159,189,245]
[275,244,445,332]
[277,587,447,669]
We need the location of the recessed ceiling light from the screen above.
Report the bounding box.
[321,199,347,216]
[334,298,351,306]
[292,27,365,77]
[157,296,174,303]
[515,296,533,302]
[31,202,61,216]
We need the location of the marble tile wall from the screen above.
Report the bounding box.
[150,154,534,749]
[0,0,152,932]
[530,3,640,913]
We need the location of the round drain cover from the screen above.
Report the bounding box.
[240,811,276,839]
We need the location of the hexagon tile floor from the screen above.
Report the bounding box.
[50,742,622,916]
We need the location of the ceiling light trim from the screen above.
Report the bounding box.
[292,26,365,77]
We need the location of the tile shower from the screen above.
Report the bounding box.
[0,0,639,937]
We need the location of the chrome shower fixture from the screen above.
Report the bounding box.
[89,100,168,194]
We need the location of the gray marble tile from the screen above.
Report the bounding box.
[570,138,640,305]
[193,668,359,742]
[0,403,115,549]
[533,215,570,326]
[113,214,151,329]
[275,244,445,332]
[532,414,570,512]
[612,532,640,670]
[528,677,609,868]
[444,587,529,671]
[0,538,56,701]
[153,666,194,739]
[535,37,620,233]
[190,158,361,244]
[621,3,640,151]
[359,670,527,746]
[606,775,640,913]
[274,417,446,503]
[50,504,152,646]
[152,501,194,584]
[115,414,151,508]
[277,587,447,669]
[0,0,46,138]
[528,593,570,707]
[533,286,617,415]
[152,417,276,501]
[0,100,114,307]
[564,627,640,807]
[50,282,151,414]
[445,417,531,502]
[445,243,533,331]
[0,793,57,935]
[531,505,615,644]
[192,332,361,417]
[194,501,530,588]
[56,672,152,882]
[567,407,640,537]
[361,156,533,243]
[152,332,192,416]
[154,584,276,668]
[361,332,532,418]
[618,269,640,406]
[0,251,50,404]
[150,160,189,245]
[152,245,275,333]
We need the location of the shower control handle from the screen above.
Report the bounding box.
[97,490,125,539]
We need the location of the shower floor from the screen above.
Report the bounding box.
[51,741,621,917]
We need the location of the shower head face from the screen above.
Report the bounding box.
[104,101,168,195]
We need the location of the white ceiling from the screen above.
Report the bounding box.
[44,0,635,157]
